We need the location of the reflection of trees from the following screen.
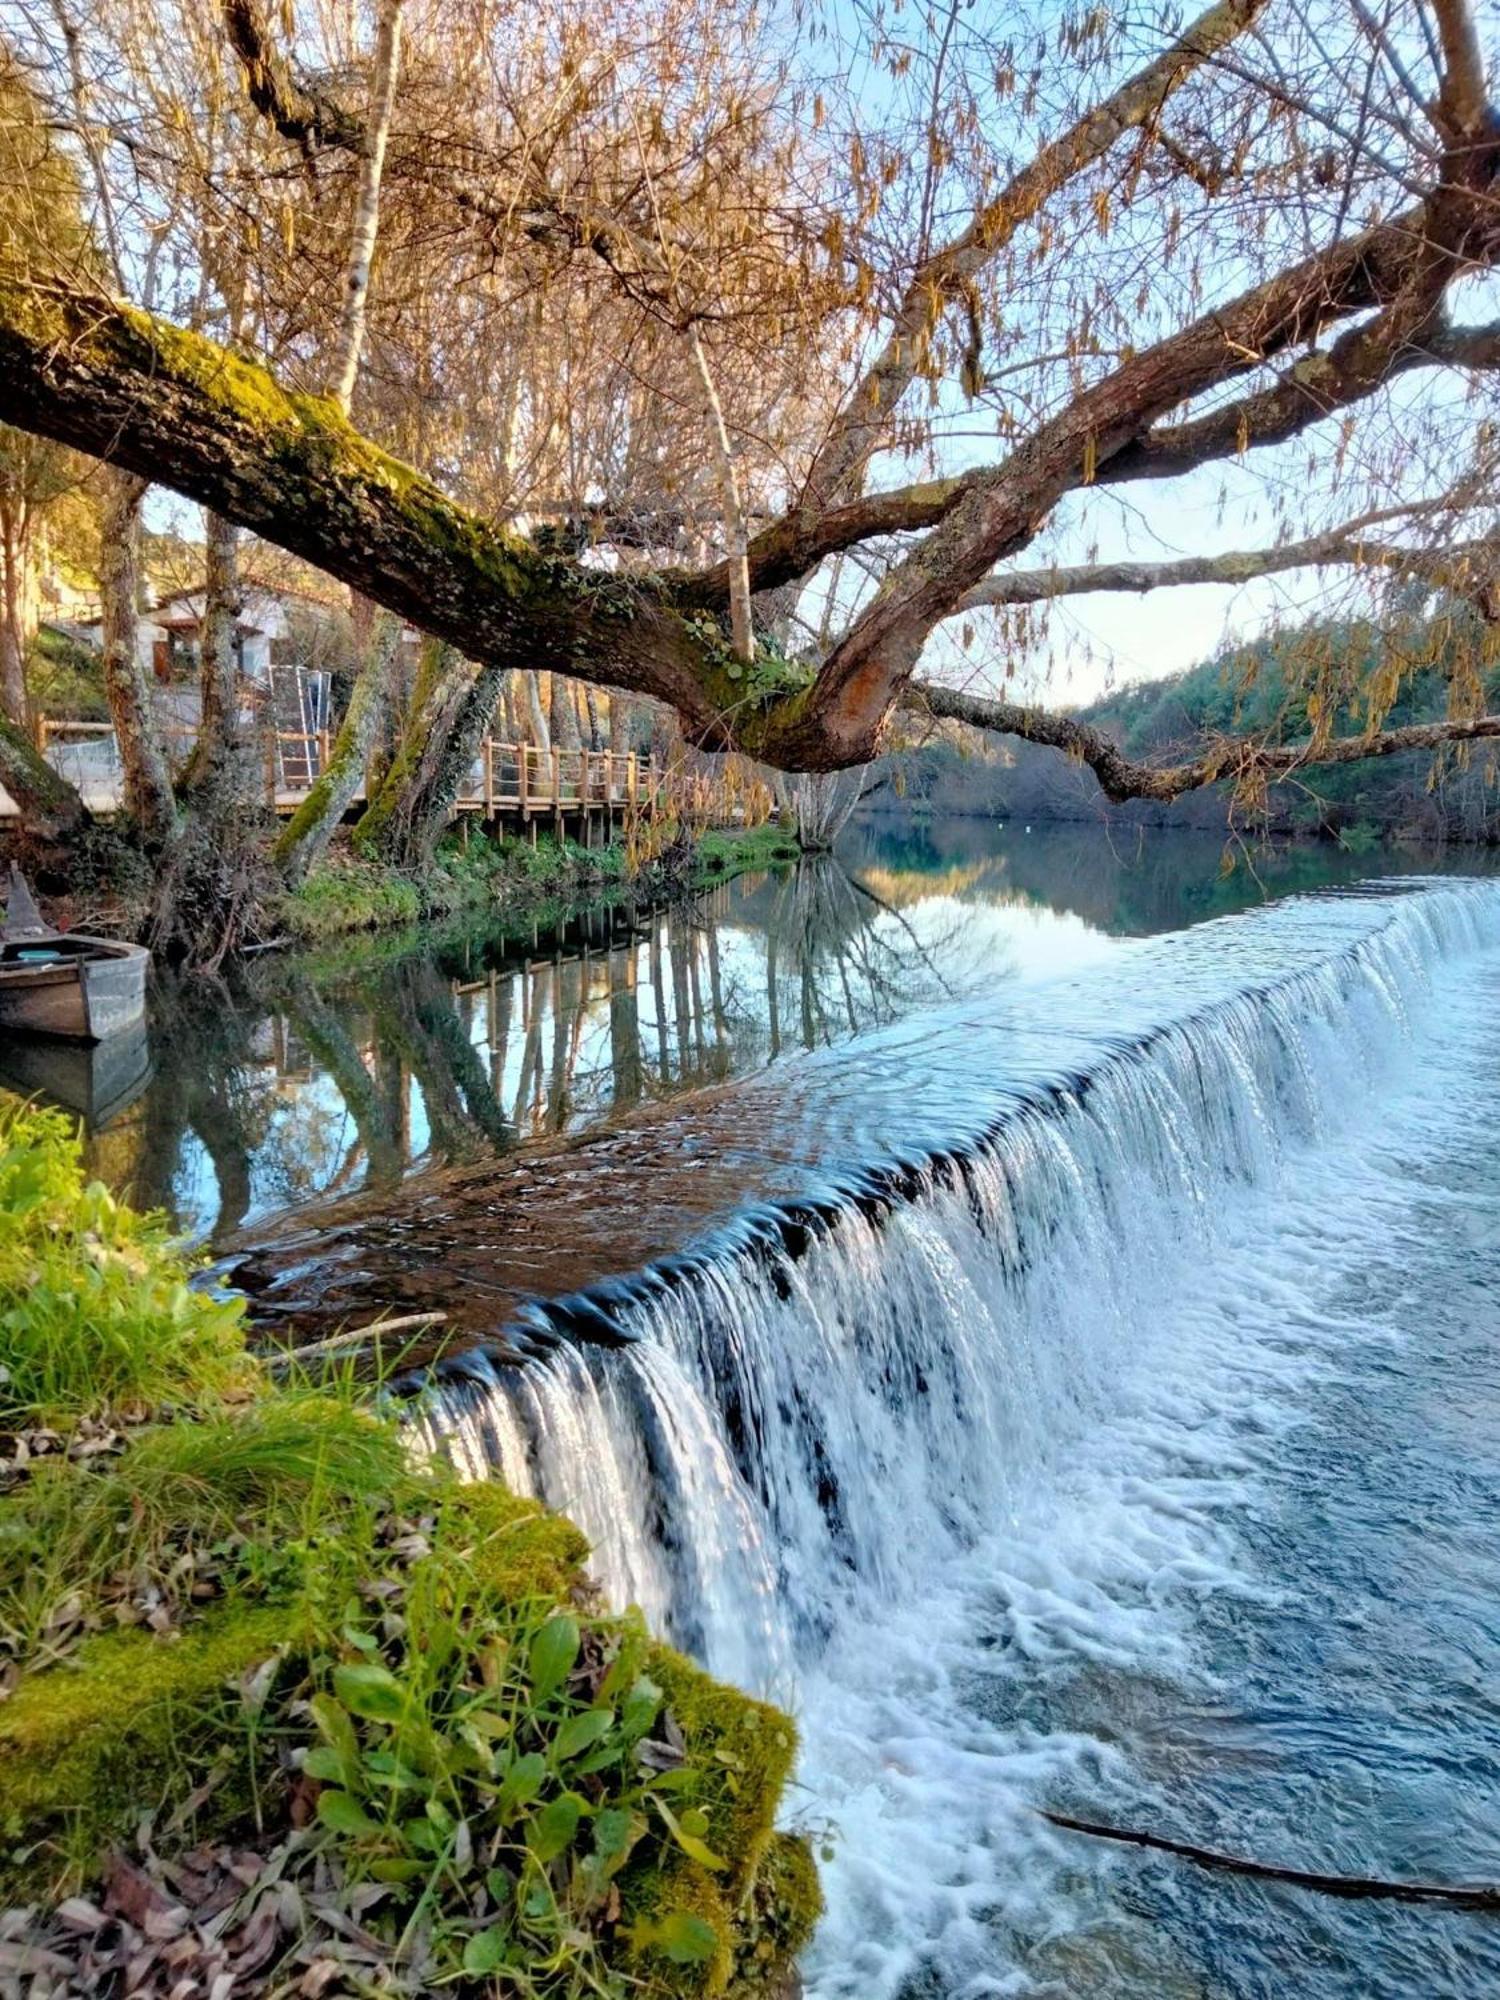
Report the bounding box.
[97,858,973,1244]
[284,987,404,1187]
[758,858,963,1055]
[102,972,280,1241]
[840,812,1494,936]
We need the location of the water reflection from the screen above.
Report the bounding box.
[75,860,982,1244]
[27,820,1492,1247]
[843,813,1500,934]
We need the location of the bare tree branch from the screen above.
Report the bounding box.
[909,680,1500,804]
[1429,0,1491,139]
[795,0,1272,515]
[958,515,1500,614]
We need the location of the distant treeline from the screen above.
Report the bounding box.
[878,598,1500,845]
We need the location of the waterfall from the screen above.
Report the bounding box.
[418,881,1500,1700]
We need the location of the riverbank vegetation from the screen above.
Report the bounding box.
[0,1,1496,967]
[0,1099,818,1993]
[275,820,796,943]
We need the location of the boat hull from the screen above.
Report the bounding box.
[0,940,148,1043]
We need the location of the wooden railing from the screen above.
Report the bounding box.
[35,717,661,818]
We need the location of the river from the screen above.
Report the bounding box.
[31,818,1500,1998]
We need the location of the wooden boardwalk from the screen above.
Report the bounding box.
[14,719,665,827]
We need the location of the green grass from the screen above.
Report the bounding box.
[279,857,425,940]
[279,831,630,944]
[0,1101,249,1428]
[279,821,796,948]
[691,824,801,883]
[25,627,108,722]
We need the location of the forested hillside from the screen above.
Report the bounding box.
[875,598,1500,845]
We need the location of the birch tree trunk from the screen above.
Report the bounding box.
[99,467,175,845]
[328,0,403,417]
[523,670,551,752]
[687,327,753,664]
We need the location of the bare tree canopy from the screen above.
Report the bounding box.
[0,0,1497,789]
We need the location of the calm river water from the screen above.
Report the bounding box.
[22,818,1500,1999]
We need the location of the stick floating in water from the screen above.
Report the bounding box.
[1040,1811,1500,1909]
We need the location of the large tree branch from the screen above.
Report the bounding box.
[0,278,747,740]
[680,304,1500,606]
[688,233,1500,609]
[796,152,1500,760]
[796,0,1270,513]
[1105,313,1500,485]
[910,681,1500,803]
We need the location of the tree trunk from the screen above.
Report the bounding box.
[405,657,508,865]
[524,669,551,752]
[550,672,581,750]
[273,609,399,882]
[147,515,274,967]
[328,0,403,416]
[609,692,633,756]
[358,650,509,869]
[352,637,474,861]
[180,511,245,800]
[0,498,30,730]
[99,468,175,846]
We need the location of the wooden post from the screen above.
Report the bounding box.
[552,745,562,834]
[265,729,278,807]
[319,726,331,776]
[520,742,531,818]
[628,753,638,810]
[483,737,494,816]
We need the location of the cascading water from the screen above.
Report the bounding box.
[418,880,1500,1997]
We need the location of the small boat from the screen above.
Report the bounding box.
[0,867,149,1043]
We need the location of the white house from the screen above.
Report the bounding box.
[72,585,291,686]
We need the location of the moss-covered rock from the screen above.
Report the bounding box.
[0,1603,291,1893]
[729,1832,823,1997]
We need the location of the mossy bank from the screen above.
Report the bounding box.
[0,1101,818,1994]
[277,822,801,946]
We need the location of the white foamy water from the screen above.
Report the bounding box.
[420,879,1500,1997]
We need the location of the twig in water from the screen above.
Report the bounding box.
[1040,1811,1500,1909]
